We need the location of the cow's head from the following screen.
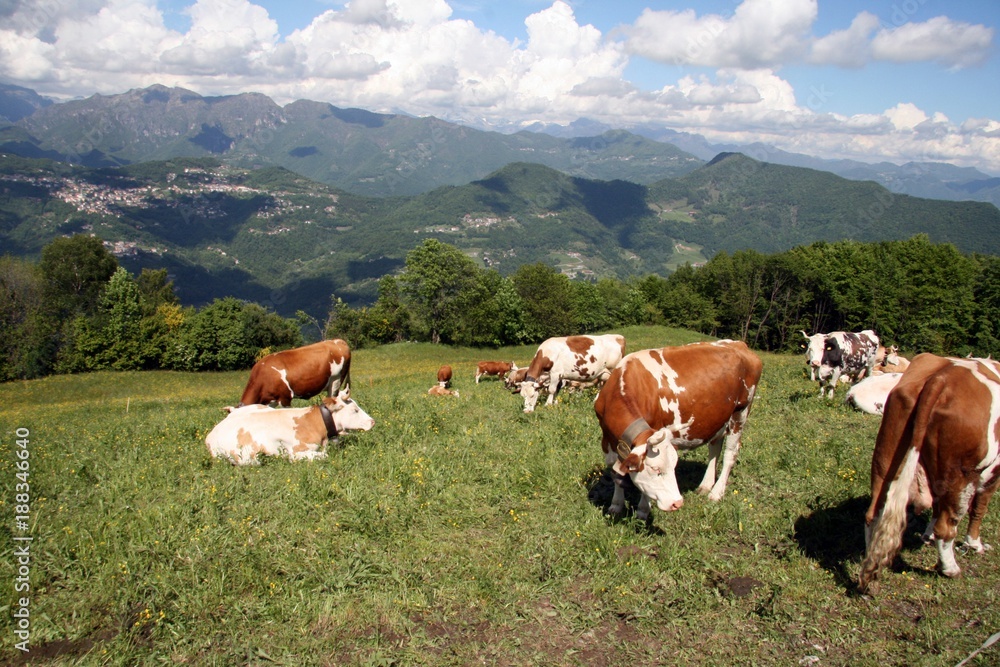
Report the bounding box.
[322,391,375,432]
[613,430,684,512]
[822,337,843,367]
[800,331,826,368]
[521,381,542,412]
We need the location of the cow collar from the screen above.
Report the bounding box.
[318,403,338,439]
[615,417,653,462]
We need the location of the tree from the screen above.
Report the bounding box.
[39,235,118,318]
[0,256,55,380]
[512,263,575,340]
[399,239,481,344]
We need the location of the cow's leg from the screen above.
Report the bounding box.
[609,480,626,515]
[697,440,722,496]
[475,372,481,384]
[930,490,970,577]
[964,481,998,552]
[704,425,745,502]
[635,494,651,522]
[545,377,560,406]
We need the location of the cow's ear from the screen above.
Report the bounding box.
[646,430,667,447]
[613,453,644,475]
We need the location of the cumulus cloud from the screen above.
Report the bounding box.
[0,0,997,173]
[623,0,817,69]
[871,17,994,68]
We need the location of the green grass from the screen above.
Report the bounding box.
[1,325,998,665]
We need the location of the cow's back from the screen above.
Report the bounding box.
[599,340,761,444]
[239,339,351,406]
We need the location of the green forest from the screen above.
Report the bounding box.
[4,232,1000,382]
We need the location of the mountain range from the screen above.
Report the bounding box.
[2,83,1000,319]
[2,83,998,207]
[3,148,999,319]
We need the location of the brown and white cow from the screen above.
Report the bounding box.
[859,353,1000,592]
[873,345,910,375]
[238,339,351,407]
[817,330,881,398]
[206,391,374,465]
[475,361,516,383]
[595,340,763,521]
[520,334,625,413]
[428,385,460,397]
[437,365,453,388]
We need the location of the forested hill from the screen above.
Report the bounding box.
[648,153,1000,257]
[2,152,1000,317]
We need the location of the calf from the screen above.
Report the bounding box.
[520,334,625,413]
[845,372,903,415]
[239,339,351,407]
[595,340,762,521]
[859,353,1000,592]
[206,392,374,465]
[428,385,460,397]
[476,361,515,383]
[437,365,453,388]
[817,330,880,398]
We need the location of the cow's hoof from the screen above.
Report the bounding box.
[963,536,991,553]
[937,565,961,578]
[607,503,624,516]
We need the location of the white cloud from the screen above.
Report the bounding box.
[871,17,994,69]
[809,11,878,67]
[0,0,997,174]
[623,0,817,69]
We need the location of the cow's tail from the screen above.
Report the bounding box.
[858,376,942,593]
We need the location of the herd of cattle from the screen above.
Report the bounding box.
[203,330,999,592]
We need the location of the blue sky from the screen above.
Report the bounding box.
[2,0,998,173]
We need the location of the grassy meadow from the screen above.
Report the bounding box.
[0,325,998,666]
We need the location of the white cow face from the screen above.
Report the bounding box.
[521,382,541,413]
[324,391,375,432]
[801,332,826,369]
[615,433,684,512]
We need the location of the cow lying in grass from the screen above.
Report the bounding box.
[207,392,374,465]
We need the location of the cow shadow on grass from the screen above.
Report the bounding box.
[582,459,711,536]
[793,495,937,592]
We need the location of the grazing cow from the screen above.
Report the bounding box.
[859,353,1000,592]
[428,385,460,397]
[238,339,351,407]
[206,392,374,465]
[475,361,516,383]
[799,330,827,381]
[505,368,550,394]
[437,365,453,388]
[846,373,903,415]
[595,340,763,521]
[817,330,880,398]
[520,334,625,413]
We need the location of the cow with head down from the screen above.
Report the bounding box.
[207,391,374,465]
[238,339,351,407]
[859,353,1000,592]
[595,340,763,522]
[519,334,625,413]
